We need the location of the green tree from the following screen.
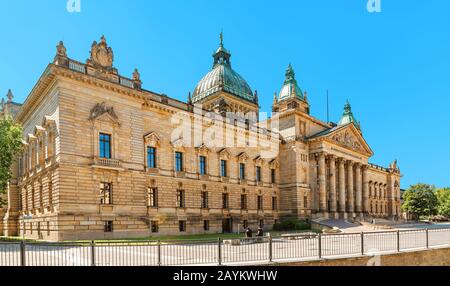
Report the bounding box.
[402,184,438,219]
[436,188,450,218]
[0,116,23,206]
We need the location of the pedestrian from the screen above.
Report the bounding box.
[257,227,264,237]
[245,227,253,238]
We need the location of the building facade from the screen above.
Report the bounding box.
[0,36,402,241]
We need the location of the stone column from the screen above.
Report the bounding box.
[362,166,370,214]
[338,158,346,216]
[328,155,337,216]
[347,161,354,215]
[355,163,362,214]
[318,153,327,215]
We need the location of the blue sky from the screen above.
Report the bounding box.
[0,0,449,188]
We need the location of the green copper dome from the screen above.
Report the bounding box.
[338,100,361,129]
[192,34,255,104]
[278,64,304,101]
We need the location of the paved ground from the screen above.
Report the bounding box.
[1,226,449,266]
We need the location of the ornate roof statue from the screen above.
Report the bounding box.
[278,64,305,102]
[87,36,117,73]
[6,89,13,103]
[56,41,67,57]
[192,33,255,104]
[133,68,141,82]
[338,100,361,129]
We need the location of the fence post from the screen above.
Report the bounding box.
[218,238,222,266]
[20,241,26,267]
[269,234,273,262]
[318,234,322,259]
[361,232,365,255]
[397,231,401,252]
[426,229,429,249]
[157,240,161,266]
[90,241,96,266]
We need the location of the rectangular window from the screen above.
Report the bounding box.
[272,197,278,211]
[175,152,184,172]
[304,196,308,208]
[100,182,112,205]
[241,194,248,210]
[177,190,185,208]
[99,133,111,159]
[104,221,113,233]
[239,163,246,180]
[259,220,264,228]
[201,191,209,209]
[271,169,276,184]
[257,195,263,210]
[147,147,157,168]
[243,220,248,229]
[222,193,229,209]
[179,221,186,232]
[199,156,207,175]
[148,187,158,207]
[256,166,262,182]
[203,220,210,231]
[151,221,159,233]
[220,160,227,177]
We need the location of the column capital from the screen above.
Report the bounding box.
[362,164,370,171]
[347,160,354,167]
[327,154,337,160]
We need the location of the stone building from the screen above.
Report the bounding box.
[0,35,402,241]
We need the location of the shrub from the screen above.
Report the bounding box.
[273,218,311,231]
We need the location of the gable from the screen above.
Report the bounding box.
[310,124,373,156]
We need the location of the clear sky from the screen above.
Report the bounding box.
[0,0,449,188]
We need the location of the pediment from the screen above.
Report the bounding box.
[315,124,373,156]
[89,102,119,125]
[237,152,249,162]
[196,144,210,154]
[269,159,279,169]
[254,156,266,166]
[144,132,161,147]
[218,148,231,159]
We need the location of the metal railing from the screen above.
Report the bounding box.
[1,228,449,266]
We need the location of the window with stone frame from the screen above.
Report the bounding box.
[272,197,278,211]
[241,194,248,210]
[239,163,246,180]
[104,221,113,233]
[201,191,209,209]
[175,152,184,172]
[99,133,112,159]
[256,166,262,182]
[203,220,210,231]
[151,221,159,233]
[271,169,276,184]
[199,156,207,175]
[220,160,227,177]
[177,189,185,208]
[48,178,53,208]
[179,221,187,232]
[148,187,158,207]
[257,195,264,210]
[147,147,157,169]
[222,193,229,209]
[100,182,113,205]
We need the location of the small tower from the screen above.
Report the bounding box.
[338,100,361,130]
[6,89,13,103]
[273,64,309,114]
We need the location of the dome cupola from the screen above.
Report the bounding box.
[338,100,361,129]
[192,33,256,105]
[278,64,304,102]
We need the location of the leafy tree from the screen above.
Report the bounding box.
[0,116,23,207]
[436,188,450,218]
[402,184,438,218]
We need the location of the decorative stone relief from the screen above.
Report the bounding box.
[331,131,363,152]
[89,102,118,121]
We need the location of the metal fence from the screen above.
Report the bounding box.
[1,228,450,266]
